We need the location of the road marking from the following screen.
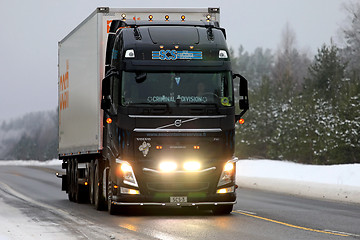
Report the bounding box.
[324,230,360,238]
[234,209,257,215]
[233,210,349,237]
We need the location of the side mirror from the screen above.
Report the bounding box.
[239,76,249,111]
[101,68,119,110]
[233,74,249,121]
[101,95,111,110]
[101,77,111,110]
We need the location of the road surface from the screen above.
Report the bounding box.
[0,164,359,240]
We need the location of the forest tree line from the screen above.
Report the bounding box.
[0,3,359,164]
[233,3,360,164]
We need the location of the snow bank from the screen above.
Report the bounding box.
[237,159,360,204]
[0,159,61,166]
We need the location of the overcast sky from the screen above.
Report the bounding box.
[0,0,349,121]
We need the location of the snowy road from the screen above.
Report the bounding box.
[0,163,359,240]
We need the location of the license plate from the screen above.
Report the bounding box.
[170,196,187,203]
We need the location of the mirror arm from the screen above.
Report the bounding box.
[235,110,247,122]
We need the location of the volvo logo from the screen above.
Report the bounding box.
[174,119,182,127]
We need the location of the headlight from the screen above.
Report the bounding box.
[116,159,138,187]
[217,161,235,187]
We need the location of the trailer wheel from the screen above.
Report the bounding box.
[212,205,233,215]
[67,159,74,202]
[88,160,95,205]
[94,159,106,210]
[73,158,79,202]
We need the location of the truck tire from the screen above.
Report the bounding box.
[212,205,233,215]
[73,158,79,202]
[67,159,74,202]
[94,159,106,210]
[88,160,95,205]
[107,172,118,215]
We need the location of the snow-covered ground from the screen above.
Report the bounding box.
[237,159,360,204]
[0,159,60,166]
[0,159,358,239]
[1,159,359,204]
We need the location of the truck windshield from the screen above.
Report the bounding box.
[121,72,233,107]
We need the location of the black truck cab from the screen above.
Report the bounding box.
[100,19,249,214]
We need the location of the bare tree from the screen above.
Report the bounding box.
[272,23,310,98]
[341,2,360,74]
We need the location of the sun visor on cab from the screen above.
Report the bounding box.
[148,26,200,45]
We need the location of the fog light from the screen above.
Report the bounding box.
[159,162,177,172]
[120,187,140,195]
[183,161,201,171]
[216,186,235,194]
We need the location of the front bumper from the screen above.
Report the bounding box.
[111,191,236,207]
[112,201,236,207]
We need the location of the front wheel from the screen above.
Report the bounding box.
[94,159,106,210]
[107,171,118,215]
[212,205,233,215]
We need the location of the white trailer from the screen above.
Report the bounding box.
[58,7,220,156]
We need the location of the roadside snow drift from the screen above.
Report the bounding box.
[237,159,360,204]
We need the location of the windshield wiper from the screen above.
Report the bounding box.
[126,102,169,107]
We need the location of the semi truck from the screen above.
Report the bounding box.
[57,7,249,215]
